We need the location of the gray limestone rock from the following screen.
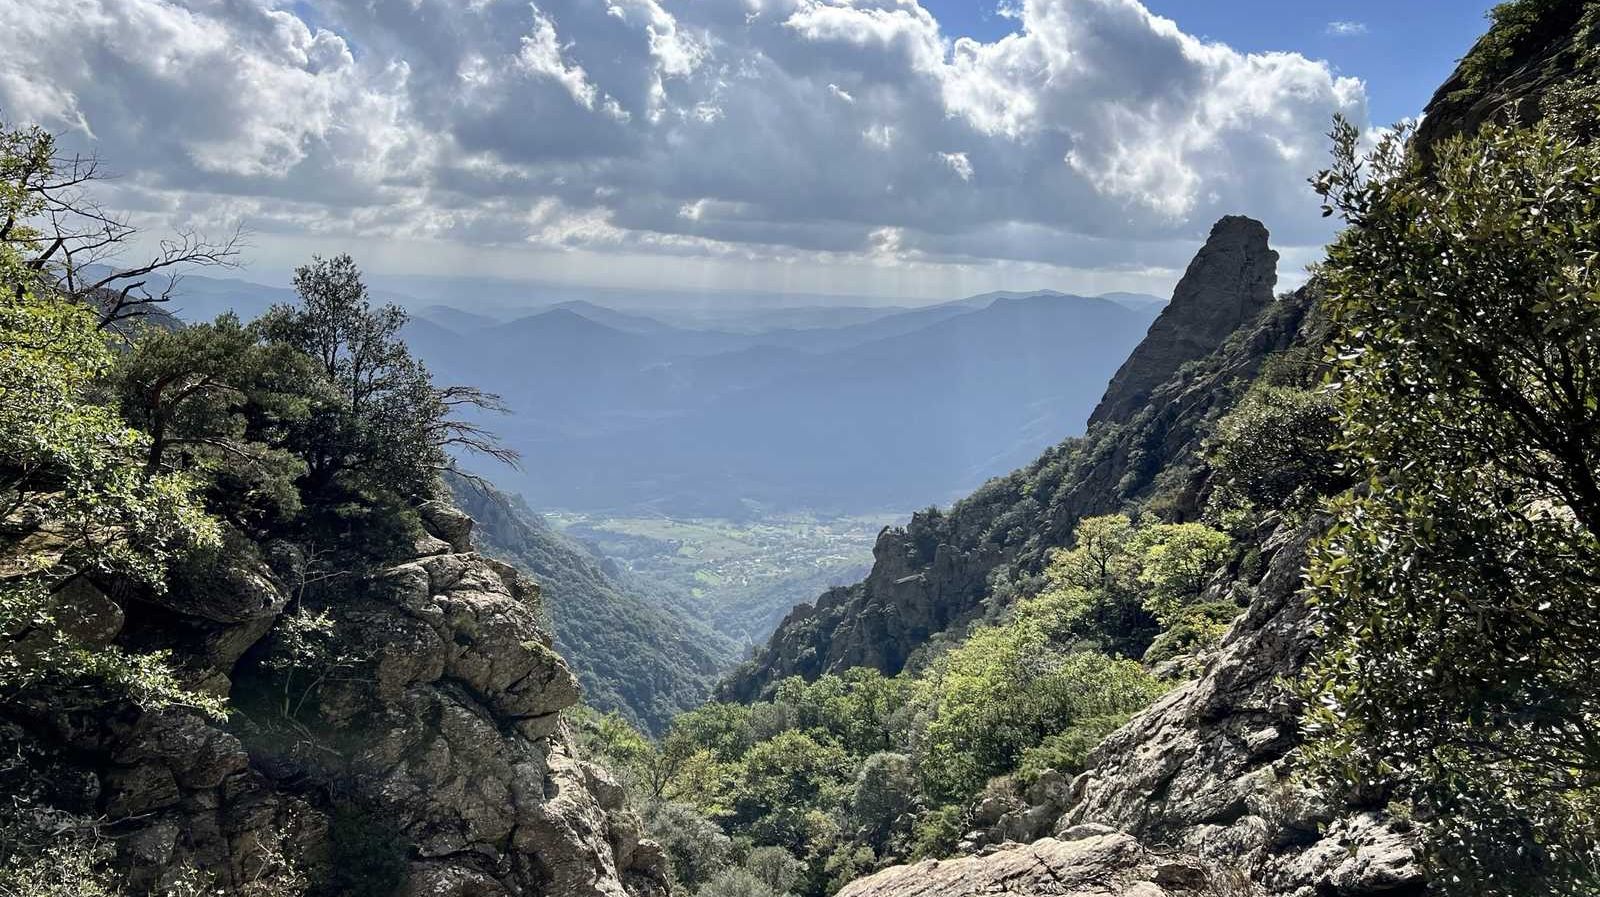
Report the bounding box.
[1089,216,1278,427]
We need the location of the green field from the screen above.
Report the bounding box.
[545,511,903,650]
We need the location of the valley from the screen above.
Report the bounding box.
[3,3,1594,897]
[547,510,900,649]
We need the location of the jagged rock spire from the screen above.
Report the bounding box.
[1088,215,1278,427]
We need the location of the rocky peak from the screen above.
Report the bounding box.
[1088,215,1278,427]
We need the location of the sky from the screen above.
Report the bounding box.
[0,0,1501,304]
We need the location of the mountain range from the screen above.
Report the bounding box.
[159,274,1164,517]
[404,289,1163,516]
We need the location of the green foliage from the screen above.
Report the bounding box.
[111,313,310,530]
[617,509,1237,895]
[1303,114,1600,894]
[1204,384,1343,530]
[850,752,917,847]
[1014,713,1129,787]
[1133,523,1231,626]
[1142,601,1239,667]
[0,124,222,719]
[907,804,967,860]
[696,869,783,897]
[250,254,512,562]
[1032,514,1234,656]
[1452,0,1599,100]
[919,639,1162,803]
[643,802,735,891]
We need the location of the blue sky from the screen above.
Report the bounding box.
[925,0,1501,126]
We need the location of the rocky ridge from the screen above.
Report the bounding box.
[721,217,1310,701]
[1089,216,1278,428]
[2,497,667,896]
[830,5,1600,895]
[907,520,1422,897]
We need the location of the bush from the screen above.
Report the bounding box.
[1014,713,1130,786]
[1204,385,1342,529]
[643,802,734,892]
[1142,601,1242,665]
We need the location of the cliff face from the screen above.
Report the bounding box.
[2,498,667,896]
[450,478,735,734]
[721,217,1310,701]
[1088,216,1278,427]
[837,519,1422,897]
[1413,0,1599,157]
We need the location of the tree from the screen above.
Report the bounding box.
[0,123,221,716]
[1132,522,1231,626]
[1302,112,1600,894]
[850,752,918,847]
[1204,383,1343,528]
[0,124,241,330]
[1033,514,1232,655]
[256,254,515,550]
[111,315,309,529]
[918,623,1163,802]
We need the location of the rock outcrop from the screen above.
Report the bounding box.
[846,520,1423,897]
[1089,216,1278,427]
[1413,0,1599,159]
[836,832,1205,897]
[1,498,667,896]
[721,224,1312,701]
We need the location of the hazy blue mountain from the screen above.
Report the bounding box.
[1099,291,1169,314]
[155,271,1162,516]
[418,304,502,333]
[473,293,1153,515]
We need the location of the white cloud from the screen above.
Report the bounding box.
[0,0,1369,292]
[939,151,973,181]
[1326,20,1368,37]
[518,6,600,110]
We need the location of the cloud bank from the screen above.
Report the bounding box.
[0,0,1367,294]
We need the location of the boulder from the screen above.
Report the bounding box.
[835,834,1179,897]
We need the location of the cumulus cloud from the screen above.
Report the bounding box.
[1326,21,1368,37]
[0,0,1369,290]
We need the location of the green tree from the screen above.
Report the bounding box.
[0,123,221,716]
[850,752,918,848]
[1132,522,1231,626]
[1302,113,1600,894]
[111,313,309,528]
[1204,383,1343,528]
[918,623,1163,802]
[259,254,515,497]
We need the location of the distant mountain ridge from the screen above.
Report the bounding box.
[444,291,1155,515]
[153,270,1165,516]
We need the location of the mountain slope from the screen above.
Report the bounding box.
[507,292,1154,515]
[720,216,1305,699]
[450,478,737,733]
